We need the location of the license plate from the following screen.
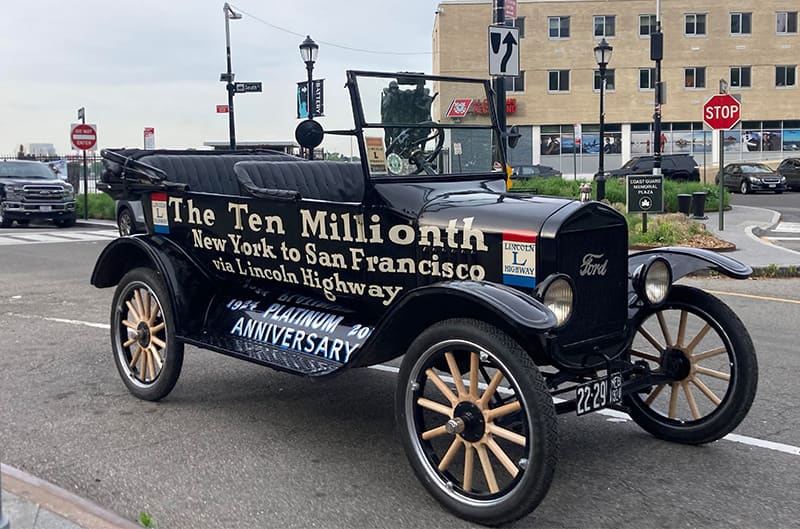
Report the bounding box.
[575,372,622,416]
[40,205,52,212]
[769,184,776,188]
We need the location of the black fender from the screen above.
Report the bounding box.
[91,235,215,335]
[628,246,752,281]
[349,280,558,368]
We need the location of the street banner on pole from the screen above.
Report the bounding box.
[297,79,325,118]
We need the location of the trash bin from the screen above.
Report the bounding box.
[690,191,708,219]
[677,194,692,215]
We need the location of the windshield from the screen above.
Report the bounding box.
[351,72,501,178]
[0,161,57,179]
[739,164,772,174]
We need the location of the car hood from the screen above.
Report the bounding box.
[0,177,66,186]
[374,178,580,237]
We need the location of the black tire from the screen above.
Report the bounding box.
[739,180,750,194]
[396,318,557,525]
[17,219,30,227]
[55,217,76,228]
[117,207,137,237]
[624,286,757,445]
[0,208,11,228]
[110,267,183,401]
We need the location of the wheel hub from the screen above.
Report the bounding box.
[661,347,691,381]
[452,401,486,443]
[137,321,151,348]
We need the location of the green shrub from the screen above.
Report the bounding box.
[510,176,730,212]
[75,192,116,219]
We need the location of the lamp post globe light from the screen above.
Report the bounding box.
[299,35,319,160]
[594,37,613,201]
[223,2,242,150]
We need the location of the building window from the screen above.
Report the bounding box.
[548,16,570,39]
[593,69,615,91]
[777,11,798,34]
[594,15,615,37]
[639,14,657,37]
[730,12,752,34]
[730,66,752,88]
[685,13,707,36]
[684,67,706,89]
[514,17,525,38]
[639,68,656,90]
[548,70,570,92]
[509,71,525,92]
[776,65,797,87]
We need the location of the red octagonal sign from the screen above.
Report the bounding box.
[703,94,741,130]
[71,123,97,150]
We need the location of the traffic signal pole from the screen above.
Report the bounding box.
[492,0,507,162]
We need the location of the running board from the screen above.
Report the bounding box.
[182,333,342,377]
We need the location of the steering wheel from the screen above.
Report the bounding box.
[386,122,445,174]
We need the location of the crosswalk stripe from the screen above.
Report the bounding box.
[0,230,118,246]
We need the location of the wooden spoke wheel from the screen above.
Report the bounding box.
[111,268,183,401]
[396,319,557,525]
[625,285,757,445]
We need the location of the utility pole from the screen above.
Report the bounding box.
[223,3,242,150]
[648,0,664,234]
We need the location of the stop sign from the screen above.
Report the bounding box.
[71,123,97,150]
[703,94,741,130]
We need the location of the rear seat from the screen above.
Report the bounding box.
[136,154,298,195]
[234,161,365,203]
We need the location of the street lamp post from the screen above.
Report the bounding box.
[223,2,242,150]
[594,38,613,202]
[299,35,319,160]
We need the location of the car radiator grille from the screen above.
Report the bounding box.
[554,225,628,347]
[23,185,65,201]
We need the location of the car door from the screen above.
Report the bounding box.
[784,159,800,189]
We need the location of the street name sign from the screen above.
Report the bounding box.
[235,82,262,93]
[488,26,519,77]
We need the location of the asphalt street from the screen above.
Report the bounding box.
[1,225,799,529]
[733,191,800,252]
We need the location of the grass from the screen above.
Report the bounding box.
[139,511,154,528]
[76,192,115,220]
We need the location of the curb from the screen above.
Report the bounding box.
[1,464,141,529]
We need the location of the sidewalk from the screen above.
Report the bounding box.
[702,204,800,271]
[1,465,139,529]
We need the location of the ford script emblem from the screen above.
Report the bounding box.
[579,253,608,276]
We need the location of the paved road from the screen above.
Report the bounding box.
[733,191,800,252]
[1,234,799,529]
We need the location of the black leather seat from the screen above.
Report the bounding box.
[137,154,297,195]
[233,161,365,203]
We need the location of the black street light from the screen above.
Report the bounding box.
[594,37,613,201]
[223,2,242,150]
[299,35,319,160]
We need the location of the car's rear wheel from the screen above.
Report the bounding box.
[111,267,183,401]
[625,286,757,445]
[117,207,137,237]
[54,217,76,228]
[396,318,557,525]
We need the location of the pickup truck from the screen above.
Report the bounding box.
[0,160,77,227]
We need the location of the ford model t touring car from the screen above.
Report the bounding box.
[93,71,757,525]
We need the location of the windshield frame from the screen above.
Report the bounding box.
[346,70,505,183]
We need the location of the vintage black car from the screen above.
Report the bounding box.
[92,71,758,526]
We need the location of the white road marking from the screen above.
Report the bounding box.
[764,236,800,241]
[774,222,800,233]
[0,230,118,246]
[12,314,800,457]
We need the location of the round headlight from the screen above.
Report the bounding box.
[643,258,671,305]
[542,276,574,327]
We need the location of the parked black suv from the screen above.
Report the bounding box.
[0,160,77,227]
[608,154,700,181]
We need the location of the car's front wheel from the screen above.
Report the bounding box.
[625,286,757,445]
[110,267,183,401]
[396,319,557,525]
[740,180,750,194]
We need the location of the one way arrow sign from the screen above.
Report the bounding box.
[488,26,519,77]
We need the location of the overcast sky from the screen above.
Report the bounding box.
[0,0,447,156]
